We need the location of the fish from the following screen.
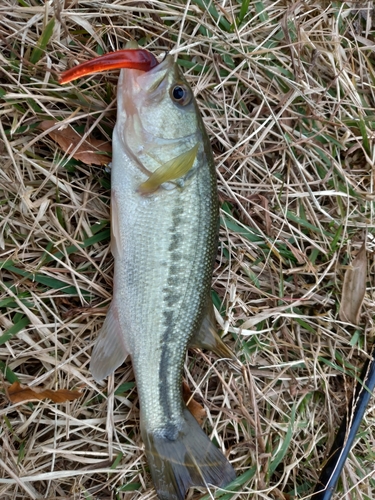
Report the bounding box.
[60,46,236,500]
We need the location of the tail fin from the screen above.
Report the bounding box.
[142,408,235,500]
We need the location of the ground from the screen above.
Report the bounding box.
[1,1,375,499]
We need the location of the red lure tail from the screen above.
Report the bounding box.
[59,48,158,84]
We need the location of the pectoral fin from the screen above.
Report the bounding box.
[90,303,129,382]
[189,301,235,360]
[138,143,199,195]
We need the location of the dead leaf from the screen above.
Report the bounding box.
[38,120,112,165]
[7,381,82,404]
[339,242,367,325]
[182,380,206,425]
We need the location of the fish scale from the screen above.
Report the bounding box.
[113,165,216,435]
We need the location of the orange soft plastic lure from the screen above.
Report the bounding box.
[59,48,158,84]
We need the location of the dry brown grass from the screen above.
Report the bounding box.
[1,1,375,499]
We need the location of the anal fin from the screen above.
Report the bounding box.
[90,303,129,382]
[189,301,235,360]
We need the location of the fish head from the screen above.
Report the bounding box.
[115,55,201,160]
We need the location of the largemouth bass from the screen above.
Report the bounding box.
[60,48,235,499]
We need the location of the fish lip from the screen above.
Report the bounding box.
[118,54,175,97]
[136,54,175,90]
[153,53,175,72]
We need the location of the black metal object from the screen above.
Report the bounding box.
[311,346,375,500]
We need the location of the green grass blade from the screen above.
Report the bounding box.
[0,361,20,383]
[0,316,30,346]
[269,403,296,475]
[30,18,55,64]
[191,0,232,32]
[238,0,250,24]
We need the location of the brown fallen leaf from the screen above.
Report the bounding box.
[7,381,82,404]
[339,242,367,325]
[182,380,206,425]
[39,120,112,165]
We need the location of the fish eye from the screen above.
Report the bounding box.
[170,84,192,106]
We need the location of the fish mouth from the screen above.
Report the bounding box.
[116,53,175,123]
[117,53,176,134]
[133,54,175,97]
